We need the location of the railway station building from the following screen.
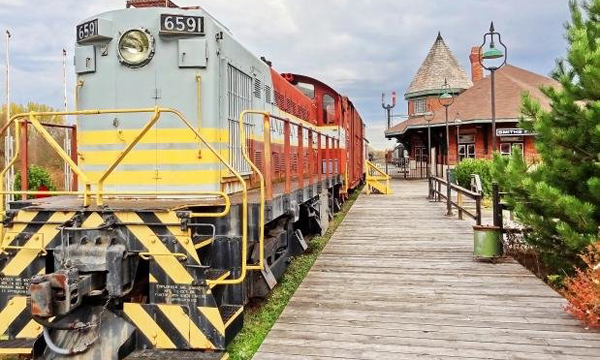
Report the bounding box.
[385,33,558,177]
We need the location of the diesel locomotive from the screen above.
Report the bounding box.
[0,1,366,358]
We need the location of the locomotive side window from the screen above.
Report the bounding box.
[295,82,315,99]
[323,94,336,124]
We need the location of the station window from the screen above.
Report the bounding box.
[500,142,524,156]
[458,134,476,162]
[295,82,315,99]
[323,94,336,124]
[414,98,427,115]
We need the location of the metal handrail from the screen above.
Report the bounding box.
[0,108,247,287]
[365,160,390,179]
[429,176,482,225]
[238,110,268,274]
[365,160,391,195]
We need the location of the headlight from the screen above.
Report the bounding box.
[117,29,154,67]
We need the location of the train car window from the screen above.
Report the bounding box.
[323,94,336,124]
[295,82,315,99]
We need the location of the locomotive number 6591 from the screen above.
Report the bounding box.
[160,14,204,34]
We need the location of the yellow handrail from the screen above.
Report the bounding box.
[365,160,392,195]
[0,108,249,287]
[96,108,161,204]
[238,110,268,272]
[366,160,391,179]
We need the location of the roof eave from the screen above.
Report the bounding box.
[404,87,466,100]
[385,118,521,138]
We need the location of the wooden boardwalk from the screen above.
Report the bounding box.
[253,180,600,360]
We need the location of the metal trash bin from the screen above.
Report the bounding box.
[473,225,503,261]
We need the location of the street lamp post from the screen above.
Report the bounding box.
[439,79,454,216]
[382,92,397,175]
[424,109,434,179]
[455,114,462,162]
[424,109,434,199]
[479,22,507,153]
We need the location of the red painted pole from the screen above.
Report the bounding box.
[263,115,273,200]
[317,133,322,183]
[297,125,304,189]
[284,120,291,193]
[308,129,314,185]
[325,136,330,178]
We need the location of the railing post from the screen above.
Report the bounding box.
[335,139,340,175]
[428,177,432,200]
[325,136,330,180]
[70,125,78,191]
[476,195,482,225]
[446,178,453,216]
[263,115,273,201]
[457,190,463,220]
[284,120,291,193]
[493,182,501,228]
[297,125,304,190]
[317,133,322,183]
[308,129,314,185]
[20,120,28,195]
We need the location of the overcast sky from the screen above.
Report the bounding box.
[0,0,570,149]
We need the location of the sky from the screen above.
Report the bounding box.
[0,0,571,150]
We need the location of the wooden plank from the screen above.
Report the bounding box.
[253,180,600,359]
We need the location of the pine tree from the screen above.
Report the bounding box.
[492,0,600,275]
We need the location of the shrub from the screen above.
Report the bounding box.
[491,0,600,276]
[454,158,493,196]
[563,243,600,328]
[14,165,56,199]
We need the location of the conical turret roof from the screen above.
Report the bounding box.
[405,32,473,99]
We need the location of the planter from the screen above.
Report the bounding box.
[473,225,503,261]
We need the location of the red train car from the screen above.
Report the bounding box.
[279,73,366,191]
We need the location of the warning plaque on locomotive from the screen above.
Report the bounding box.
[160,14,204,35]
[0,276,29,296]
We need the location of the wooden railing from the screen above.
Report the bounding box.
[429,176,482,225]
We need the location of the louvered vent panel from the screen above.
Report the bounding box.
[292,154,298,172]
[273,153,279,172]
[255,151,263,172]
[265,85,272,104]
[254,78,262,99]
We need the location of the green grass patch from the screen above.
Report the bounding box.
[226,187,363,360]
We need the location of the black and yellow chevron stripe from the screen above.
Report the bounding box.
[1,208,238,353]
[123,303,231,350]
[115,211,201,286]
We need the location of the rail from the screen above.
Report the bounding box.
[0,107,245,286]
[237,110,343,273]
[365,160,392,195]
[429,176,482,225]
[239,110,268,274]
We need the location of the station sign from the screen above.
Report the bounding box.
[496,128,535,137]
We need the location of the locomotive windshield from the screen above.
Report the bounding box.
[294,82,315,99]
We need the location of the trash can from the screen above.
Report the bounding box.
[473,225,503,261]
